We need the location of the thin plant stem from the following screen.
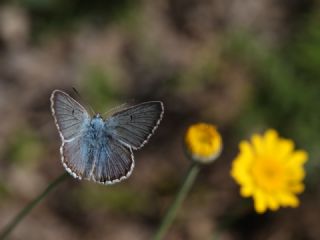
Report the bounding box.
[153,163,201,240]
[0,172,69,240]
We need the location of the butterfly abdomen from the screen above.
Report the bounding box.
[81,115,116,179]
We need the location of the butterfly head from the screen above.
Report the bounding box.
[93,113,102,119]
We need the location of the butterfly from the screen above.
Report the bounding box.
[50,90,164,184]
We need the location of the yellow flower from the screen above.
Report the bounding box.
[231,129,308,213]
[185,123,222,164]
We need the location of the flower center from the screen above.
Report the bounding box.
[251,156,286,192]
[191,126,219,157]
[198,131,214,146]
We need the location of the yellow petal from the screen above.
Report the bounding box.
[289,183,305,193]
[240,185,254,197]
[277,139,294,160]
[253,190,267,213]
[264,129,278,153]
[287,168,305,181]
[252,134,264,155]
[239,141,254,159]
[267,195,279,211]
[290,151,308,165]
[278,192,300,207]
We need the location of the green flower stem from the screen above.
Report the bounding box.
[153,163,201,240]
[0,172,69,240]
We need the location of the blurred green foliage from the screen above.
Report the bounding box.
[0,182,9,200]
[5,126,43,167]
[4,0,138,39]
[177,46,219,93]
[73,185,151,215]
[81,66,123,114]
[289,13,320,79]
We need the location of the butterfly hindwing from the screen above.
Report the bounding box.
[62,132,134,183]
[105,101,164,150]
[61,136,87,179]
[91,136,134,184]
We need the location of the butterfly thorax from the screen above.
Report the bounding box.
[85,115,107,141]
[84,116,109,148]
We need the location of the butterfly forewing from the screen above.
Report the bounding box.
[105,101,164,150]
[51,90,90,141]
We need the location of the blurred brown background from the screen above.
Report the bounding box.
[0,0,320,239]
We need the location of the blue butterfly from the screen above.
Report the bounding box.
[51,90,164,184]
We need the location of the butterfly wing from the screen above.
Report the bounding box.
[61,136,88,179]
[51,90,90,141]
[63,132,134,183]
[51,90,90,179]
[91,136,134,184]
[105,101,164,150]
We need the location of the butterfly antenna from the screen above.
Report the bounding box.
[102,102,131,118]
[72,87,96,115]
